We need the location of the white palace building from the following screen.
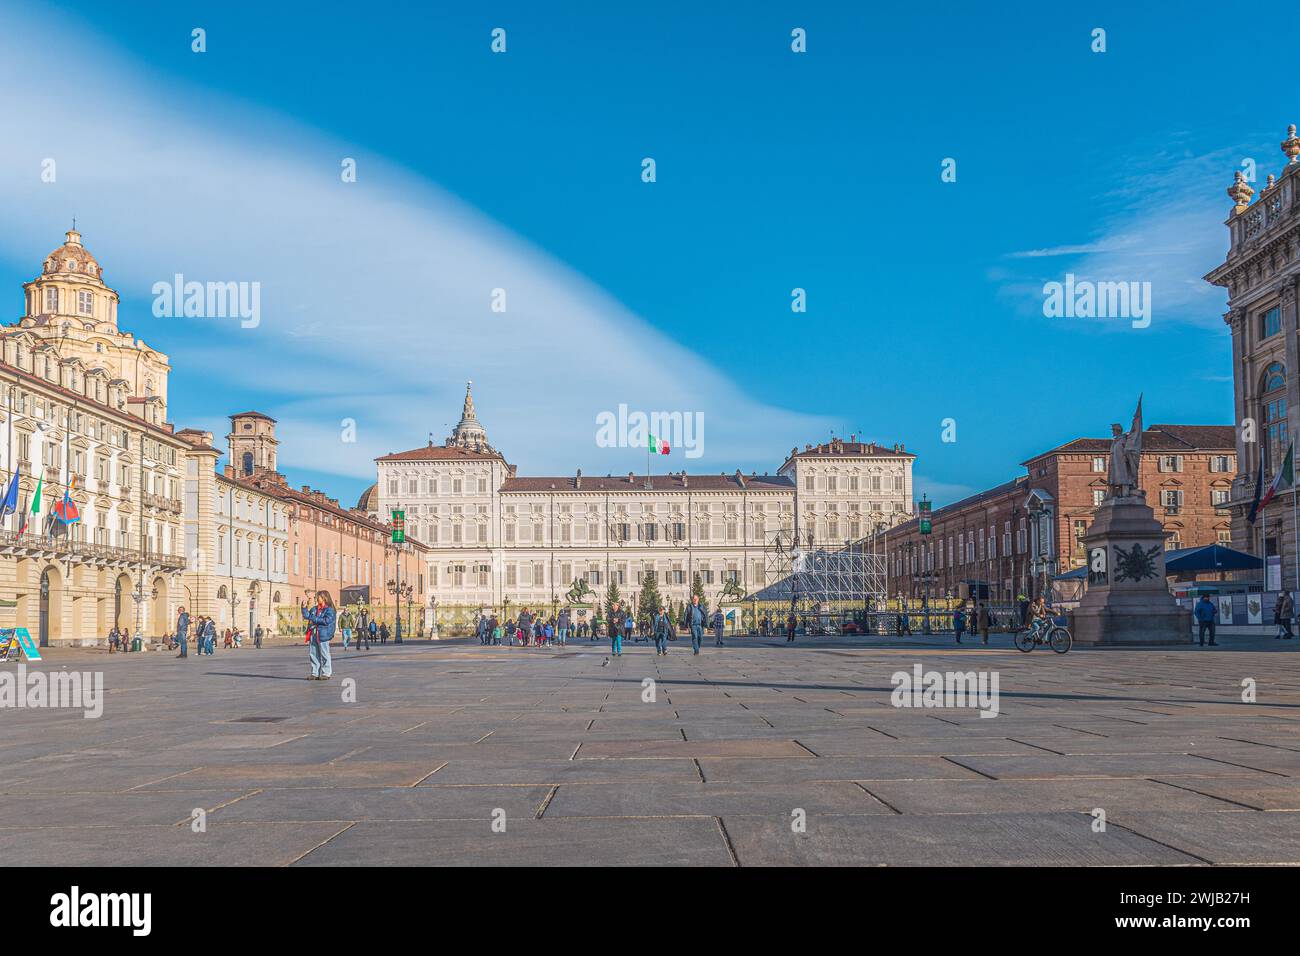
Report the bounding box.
[362,384,915,627]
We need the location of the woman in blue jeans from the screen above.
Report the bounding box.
[301,590,337,680]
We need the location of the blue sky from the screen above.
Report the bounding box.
[0,0,1287,507]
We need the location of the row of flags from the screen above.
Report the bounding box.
[1249,442,1294,524]
[0,467,80,535]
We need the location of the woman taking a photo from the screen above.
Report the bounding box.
[301,590,337,680]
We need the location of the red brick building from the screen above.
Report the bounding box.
[871,425,1236,601]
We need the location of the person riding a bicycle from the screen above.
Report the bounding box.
[1028,596,1053,639]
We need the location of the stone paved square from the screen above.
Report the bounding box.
[2,633,1297,866]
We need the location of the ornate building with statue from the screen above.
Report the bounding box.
[0,229,186,645]
[364,384,916,630]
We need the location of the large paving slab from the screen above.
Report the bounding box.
[1,633,1297,865]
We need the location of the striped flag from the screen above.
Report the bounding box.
[1260,443,1294,511]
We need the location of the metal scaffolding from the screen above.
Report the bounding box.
[750,529,887,612]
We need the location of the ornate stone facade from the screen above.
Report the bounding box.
[1204,124,1300,587]
[370,386,915,629]
[0,230,187,645]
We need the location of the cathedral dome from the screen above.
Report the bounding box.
[356,483,379,513]
[42,229,102,280]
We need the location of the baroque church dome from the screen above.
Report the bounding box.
[42,229,103,281]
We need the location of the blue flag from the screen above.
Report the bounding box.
[0,466,18,520]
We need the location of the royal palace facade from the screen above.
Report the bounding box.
[364,384,916,629]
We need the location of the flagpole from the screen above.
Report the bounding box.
[1284,481,1294,595]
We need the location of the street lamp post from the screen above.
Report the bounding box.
[131,583,157,647]
[386,574,412,643]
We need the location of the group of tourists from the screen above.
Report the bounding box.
[475,596,727,657]
[335,607,391,650]
[169,607,268,656]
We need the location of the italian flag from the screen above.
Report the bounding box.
[648,434,670,455]
[18,476,41,535]
[1261,443,1294,509]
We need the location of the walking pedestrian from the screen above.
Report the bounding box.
[339,608,354,650]
[1194,594,1218,647]
[379,621,389,645]
[786,612,796,643]
[609,601,625,656]
[254,624,264,649]
[301,590,337,680]
[953,604,967,644]
[685,595,705,655]
[203,616,217,655]
[653,608,671,656]
[978,602,990,646]
[174,607,190,658]
[711,608,725,647]
[1275,592,1295,640]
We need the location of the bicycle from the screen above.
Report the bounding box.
[1014,619,1072,654]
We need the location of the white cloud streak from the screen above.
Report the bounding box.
[0,5,829,487]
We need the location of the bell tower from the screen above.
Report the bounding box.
[227,411,279,477]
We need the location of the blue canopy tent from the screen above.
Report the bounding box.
[1163,544,1261,574]
[1053,544,1260,582]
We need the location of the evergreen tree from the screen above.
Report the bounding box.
[690,572,710,618]
[639,570,665,619]
[604,580,623,619]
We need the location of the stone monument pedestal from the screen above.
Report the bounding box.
[1071,494,1191,645]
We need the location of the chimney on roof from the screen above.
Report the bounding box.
[575,468,582,490]
[899,442,905,451]
[736,469,745,487]
[628,471,635,483]
[805,443,812,451]
[682,474,688,488]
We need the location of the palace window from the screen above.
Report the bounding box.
[1261,305,1282,339]
[1157,455,1184,473]
[1210,455,1233,472]
[1091,456,1106,473]
[78,290,93,316]
[1262,362,1289,473]
[44,287,58,312]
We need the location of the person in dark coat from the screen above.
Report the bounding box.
[953,605,967,644]
[711,608,725,647]
[1194,595,1218,646]
[174,607,190,658]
